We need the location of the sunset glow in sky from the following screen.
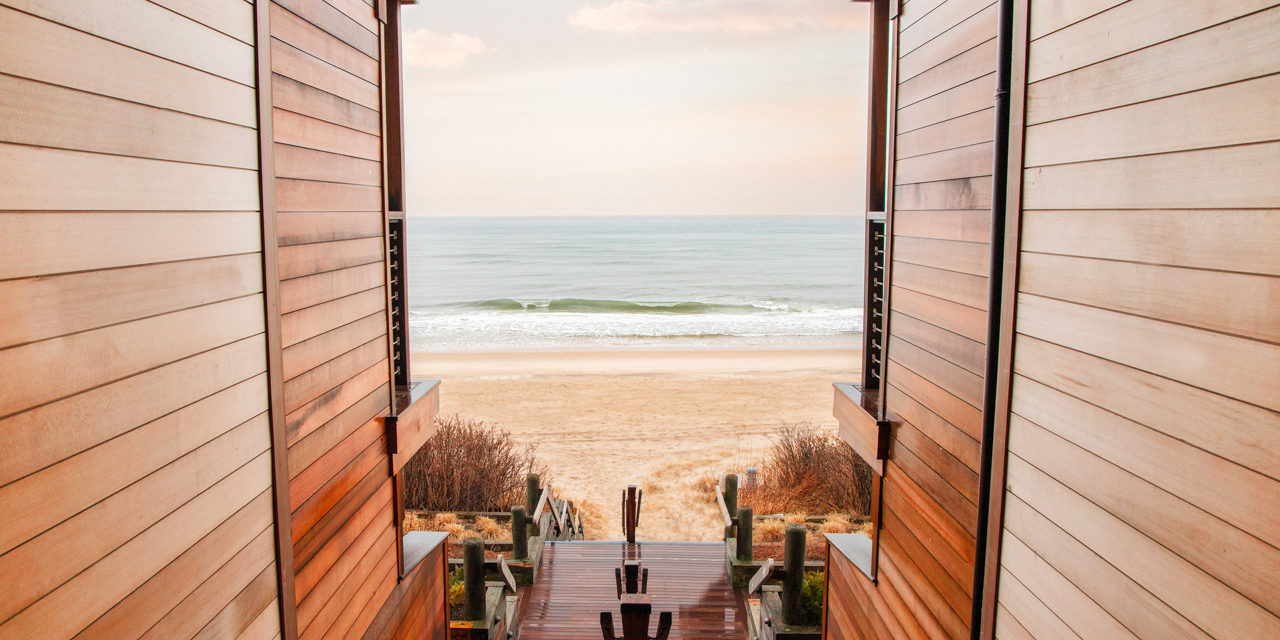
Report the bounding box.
[399,1,870,216]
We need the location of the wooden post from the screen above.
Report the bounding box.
[462,537,485,621]
[511,506,528,560]
[736,506,753,562]
[526,473,540,537]
[624,485,639,543]
[723,474,738,540]
[782,524,806,624]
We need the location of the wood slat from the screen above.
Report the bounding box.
[886,383,981,473]
[898,73,996,134]
[1028,0,1275,82]
[887,362,983,442]
[276,178,382,213]
[891,440,979,536]
[149,0,254,44]
[293,472,389,572]
[279,237,384,281]
[0,211,261,281]
[877,545,953,640]
[898,109,994,160]
[137,528,275,640]
[1016,292,1280,412]
[323,544,397,640]
[278,211,384,247]
[1023,142,1280,211]
[899,39,996,109]
[900,3,998,82]
[882,506,972,621]
[1020,209,1280,277]
[190,563,280,640]
[1006,455,1280,639]
[894,419,980,505]
[993,604,1036,640]
[0,295,265,418]
[283,335,387,413]
[271,38,379,110]
[1009,411,1280,615]
[298,513,390,634]
[286,365,388,456]
[0,255,263,350]
[891,286,988,343]
[0,144,260,212]
[896,143,994,185]
[890,337,984,409]
[1001,493,1213,640]
[1025,73,1280,168]
[1,0,255,85]
[887,460,977,565]
[0,379,267,557]
[323,0,379,36]
[891,313,986,375]
[294,484,391,604]
[0,452,272,639]
[272,0,378,59]
[900,0,996,55]
[273,109,381,161]
[880,530,969,640]
[892,261,988,311]
[290,437,387,544]
[0,75,257,170]
[994,571,1081,640]
[884,483,975,594]
[0,6,256,127]
[300,527,394,640]
[1020,252,1280,344]
[275,144,380,186]
[281,287,386,347]
[280,262,385,314]
[0,335,266,488]
[1013,334,1280,482]
[283,312,385,380]
[269,2,378,83]
[901,0,951,29]
[74,490,275,640]
[235,597,282,640]
[896,177,993,212]
[1027,0,1127,41]
[273,74,380,136]
[1026,8,1280,124]
[289,415,384,512]
[893,209,991,244]
[893,236,990,278]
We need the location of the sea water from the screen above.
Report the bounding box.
[406,216,864,351]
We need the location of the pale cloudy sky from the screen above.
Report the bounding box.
[399,1,870,216]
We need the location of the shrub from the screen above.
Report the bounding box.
[739,424,874,516]
[798,570,825,626]
[402,414,545,512]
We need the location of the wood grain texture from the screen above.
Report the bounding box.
[273,74,380,136]
[290,439,388,544]
[278,211,385,247]
[0,295,264,418]
[877,545,953,640]
[881,529,970,640]
[283,312,386,379]
[1027,0,1275,82]
[890,337,984,409]
[289,415,385,512]
[894,236,991,278]
[892,261,988,310]
[0,75,257,169]
[895,418,980,506]
[1005,455,1280,639]
[269,2,378,83]
[896,143,995,185]
[273,109,381,161]
[286,366,388,458]
[885,483,976,594]
[297,513,390,634]
[279,238,385,282]
[294,484,391,605]
[898,109,994,160]
[299,527,394,640]
[893,209,991,244]
[275,144,381,186]
[1027,0,1127,41]
[1024,73,1280,167]
[1013,334,1280,482]
[280,262,385,314]
[0,453,272,639]
[292,463,389,569]
[0,211,261,281]
[189,563,280,640]
[899,0,996,55]
[1016,292,1280,412]
[281,287,386,347]
[148,0,254,43]
[324,0,379,35]
[271,38,379,110]
[1026,8,1280,124]
[896,177,992,212]
[1009,411,1280,616]
[276,178,382,212]
[1020,209,1280,277]
[994,571,1081,640]
[887,362,983,442]
[900,2,998,81]
[891,286,989,343]
[899,73,996,134]
[74,490,275,640]
[887,384,981,473]
[0,6,256,127]
[898,38,996,109]
[1019,252,1280,344]
[888,460,977,566]
[283,335,388,413]
[0,144,260,212]
[891,313,986,375]
[272,0,378,58]
[883,506,973,622]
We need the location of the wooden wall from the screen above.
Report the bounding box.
[266,1,405,639]
[991,2,1280,639]
[828,0,1000,638]
[0,1,281,639]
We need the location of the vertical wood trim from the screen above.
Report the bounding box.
[255,2,298,638]
[979,1,1031,638]
[866,0,891,215]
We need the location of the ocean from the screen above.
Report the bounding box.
[405,216,864,352]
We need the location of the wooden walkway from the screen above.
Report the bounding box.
[519,541,748,640]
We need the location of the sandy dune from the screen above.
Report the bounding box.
[412,349,860,541]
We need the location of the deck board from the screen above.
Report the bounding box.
[520,541,748,640]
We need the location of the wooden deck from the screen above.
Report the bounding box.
[519,541,748,640]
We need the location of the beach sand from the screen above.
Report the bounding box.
[411,349,860,541]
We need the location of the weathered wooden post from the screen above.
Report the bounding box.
[736,506,753,562]
[723,474,738,540]
[745,467,758,490]
[462,537,486,621]
[782,523,806,625]
[526,473,540,537]
[511,506,528,560]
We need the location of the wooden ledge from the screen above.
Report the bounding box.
[826,533,875,581]
[403,530,448,574]
[387,379,440,474]
[833,383,890,474]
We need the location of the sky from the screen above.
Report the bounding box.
[398,0,871,217]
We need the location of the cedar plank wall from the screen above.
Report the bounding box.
[991,2,1280,639]
[828,0,997,638]
[266,1,404,639]
[0,1,281,640]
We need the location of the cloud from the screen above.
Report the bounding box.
[403,29,488,69]
[568,0,866,34]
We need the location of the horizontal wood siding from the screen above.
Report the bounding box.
[0,1,280,639]
[993,2,1280,639]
